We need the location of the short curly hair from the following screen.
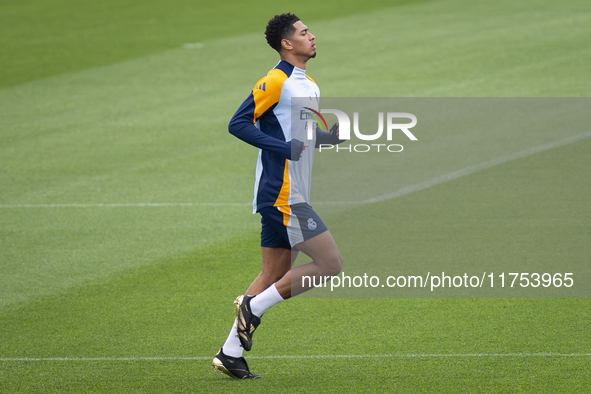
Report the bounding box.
[265,13,301,52]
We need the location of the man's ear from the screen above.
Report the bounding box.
[281,38,293,51]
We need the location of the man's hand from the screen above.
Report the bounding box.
[302,143,309,158]
[330,122,339,139]
[290,139,309,161]
[315,122,345,148]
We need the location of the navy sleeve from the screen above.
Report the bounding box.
[229,93,300,160]
[315,123,345,147]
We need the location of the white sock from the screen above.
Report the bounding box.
[250,283,284,317]
[222,318,243,358]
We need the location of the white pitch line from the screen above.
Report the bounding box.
[0,353,589,362]
[360,130,591,205]
[0,202,251,209]
[1,130,590,210]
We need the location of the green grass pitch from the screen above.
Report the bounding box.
[1,0,590,392]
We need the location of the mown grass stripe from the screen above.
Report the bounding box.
[2,130,589,209]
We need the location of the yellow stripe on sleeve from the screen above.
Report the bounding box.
[252,69,288,123]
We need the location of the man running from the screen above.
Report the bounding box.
[212,13,343,379]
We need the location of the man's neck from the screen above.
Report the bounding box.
[280,55,307,70]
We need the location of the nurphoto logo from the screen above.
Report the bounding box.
[303,107,418,153]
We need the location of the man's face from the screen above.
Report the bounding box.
[285,20,316,59]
